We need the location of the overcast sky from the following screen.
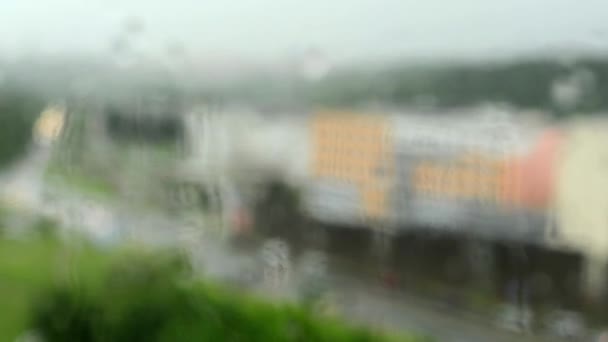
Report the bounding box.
[1,0,607,64]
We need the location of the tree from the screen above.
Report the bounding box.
[0,88,43,168]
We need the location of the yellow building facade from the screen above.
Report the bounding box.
[310,111,393,221]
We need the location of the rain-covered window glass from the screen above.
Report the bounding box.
[2,1,608,341]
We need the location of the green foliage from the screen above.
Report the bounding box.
[0,88,43,168]
[31,287,100,342]
[299,57,608,117]
[31,216,60,240]
[29,249,421,342]
[45,163,118,201]
[0,235,112,341]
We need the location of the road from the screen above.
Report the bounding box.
[0,144,598,342]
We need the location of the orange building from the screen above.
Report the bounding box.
[310,112,393,221]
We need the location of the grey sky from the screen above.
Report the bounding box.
[1,0,607,64]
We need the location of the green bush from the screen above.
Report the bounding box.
[31,216,60,240]
[29,250,421,342]
[30,286,99,342]
[0,234,113,341]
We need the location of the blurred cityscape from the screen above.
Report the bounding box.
[2,37,608,341]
